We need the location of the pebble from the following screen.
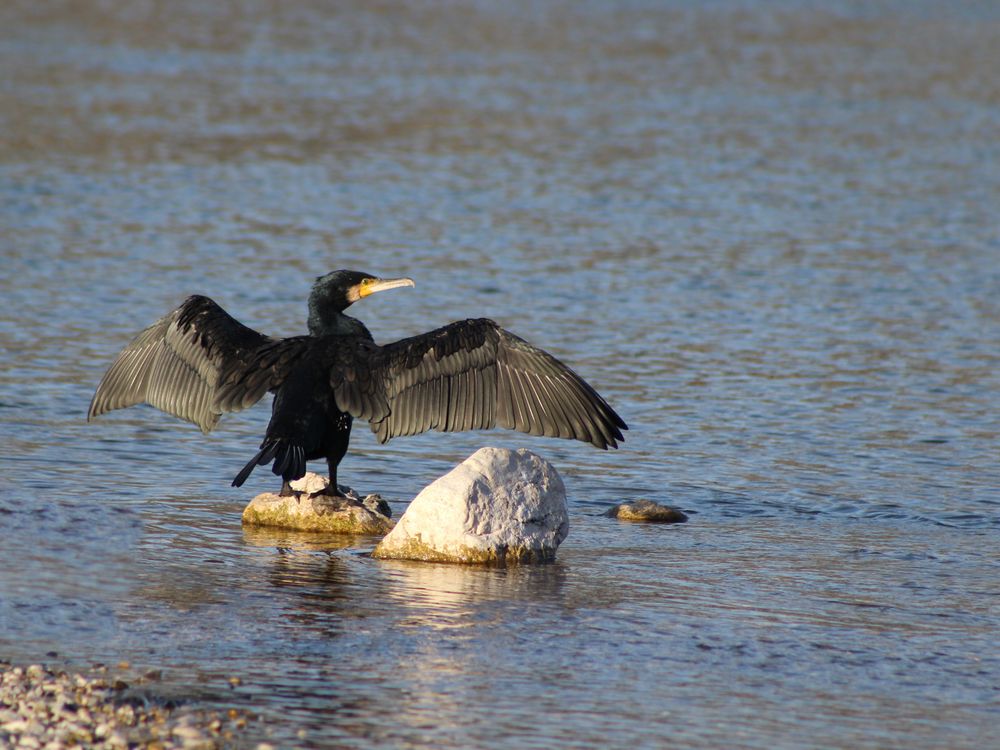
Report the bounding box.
[0,662,254,749]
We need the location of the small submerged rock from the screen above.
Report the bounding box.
[241,472,394,535]
[373,447,569,565]
[605,499,688,523]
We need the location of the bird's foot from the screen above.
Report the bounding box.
[308,485,363,511]
[309,484,344,499]
[278,481,303,499]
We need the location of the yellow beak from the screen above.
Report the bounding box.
[359,276,415,298]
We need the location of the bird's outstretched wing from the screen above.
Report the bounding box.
[88,295,308,433]
[333,318,627,449]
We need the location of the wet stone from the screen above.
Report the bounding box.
[374,447,569,565]
[0,662,253,750]
[605,499,688,523]
[242,472,394,535]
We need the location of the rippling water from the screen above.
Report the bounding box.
[2,1,998,747]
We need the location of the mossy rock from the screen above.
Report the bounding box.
[372,533,557,565]
[242,492,394,535]
[605,499,687,523]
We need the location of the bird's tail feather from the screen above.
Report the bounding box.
[232,439,306,487]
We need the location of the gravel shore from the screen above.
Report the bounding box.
[0,661,257,749]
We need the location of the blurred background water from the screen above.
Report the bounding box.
[1,1,998,747]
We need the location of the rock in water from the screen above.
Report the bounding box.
[605,499,687,523]
[373,447,568,564]
[241,472,394,534]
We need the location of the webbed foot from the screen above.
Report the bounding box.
[308,485,361,507]
[278,480,302,499]
[309,489,364,515]
[309,484,341,499]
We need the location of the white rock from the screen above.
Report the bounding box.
[289,472,330,495]
[2,718,28,733]
[373,447,568,564]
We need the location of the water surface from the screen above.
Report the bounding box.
[1,1,998,748]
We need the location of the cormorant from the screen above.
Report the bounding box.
[88,270,627,499]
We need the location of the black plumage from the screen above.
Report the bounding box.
[88,270,627,497]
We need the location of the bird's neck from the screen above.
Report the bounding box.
[307,308,371,339]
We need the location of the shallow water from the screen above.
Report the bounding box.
[1,1,998,747]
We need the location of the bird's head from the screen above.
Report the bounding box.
[308,270,415,333]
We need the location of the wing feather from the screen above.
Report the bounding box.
[341,318,626,449]
[88,295,308,433]
[511,365,535,435]
[495,359,515,431]
[531,373,567,439]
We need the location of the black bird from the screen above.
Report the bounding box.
[88,271,627,499]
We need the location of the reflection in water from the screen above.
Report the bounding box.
[377,559,567,631]
[241,525,374,553]
[242,527,372,639]
[369,560,570,745]
[264,552,353,639]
